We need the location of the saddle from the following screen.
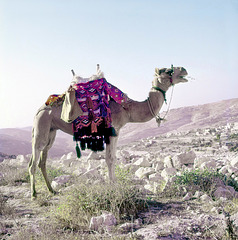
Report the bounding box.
[45,71,127,157]
[71,77,127,157]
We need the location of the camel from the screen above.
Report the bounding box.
[28,66,188,199]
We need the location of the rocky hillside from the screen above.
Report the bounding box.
[0,98,238,157]
[1,115,238,239]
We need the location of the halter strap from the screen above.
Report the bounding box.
[152,86,167,104]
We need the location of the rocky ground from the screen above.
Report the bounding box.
[0,123,238,239]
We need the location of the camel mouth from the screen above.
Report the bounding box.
[179,74,188,82]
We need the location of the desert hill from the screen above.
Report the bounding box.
[0,98,237,157]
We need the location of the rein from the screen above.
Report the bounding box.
[149,65,174,127]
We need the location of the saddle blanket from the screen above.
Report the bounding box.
[72,78,127,153]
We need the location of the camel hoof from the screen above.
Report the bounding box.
[50,189,58,195]
[31,195,37,201]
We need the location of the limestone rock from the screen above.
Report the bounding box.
[219,166,229,175]
[194,156,209,168]
[213,187,233,200]
[133,157,151,167]
[183,192,193,201]
[161,168,177,181]
[194,191,203,199]
[231,212,238,237]
[89,213,116,231]
[135,167,155,179]
[200,160,217,170]
[66,152,76,160]
[118,219,142,233]
[148,173,164,182]
[153,161,164,171]
[87,151,102,161]
[51,175,71,190]
[172,151,196,169]
[227,166,238,175]
[231,157,238,168]
[164,156,173,168]
[200,194,213,202]
[144,181,166,193]
[81,168,101,179]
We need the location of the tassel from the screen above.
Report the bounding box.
[91,137,97,151]
[76,142,81,158]
[80,138,86,150]
[111,127,117,136]
[91,121,97,133]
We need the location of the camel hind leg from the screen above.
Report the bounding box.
[29,147,40,199]
[29,108,56,199]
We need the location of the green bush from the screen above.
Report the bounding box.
[54,180,148,231]
[174,168,238,197]
[0,165,29,186]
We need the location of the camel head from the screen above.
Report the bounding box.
[153,66,188,91]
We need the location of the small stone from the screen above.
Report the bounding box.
[200,194,212,202]
[183,192,193,201]
[231,157,238,168]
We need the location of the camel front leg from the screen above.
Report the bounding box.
[38,130,57,194]
[106,135,119,182]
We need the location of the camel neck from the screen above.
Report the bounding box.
[128,89,164,123]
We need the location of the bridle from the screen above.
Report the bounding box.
[148,65,175,126]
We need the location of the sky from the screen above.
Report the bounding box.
[0,0,238,128]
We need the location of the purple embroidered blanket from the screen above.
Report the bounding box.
[72,78,127,153]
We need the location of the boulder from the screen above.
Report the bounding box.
[231,212,238,236]
[133,158,151,167]
[152,161,164,171]
[51,175,71,190]
[144,181,166,193]
[118,219,142,233]
[135,167,155,179]
[213,187,233,200]
[194,156,210,168]
[164,156,173,168]
[148,173,164,182]
[172,151,196,169]
[161,168,177,181]
[227,166,238,175]
[200,160,217,170]
[219,166,229,175]
[89,213,116,231]
[66,152,76,160]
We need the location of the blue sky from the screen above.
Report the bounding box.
[0,0,238,128]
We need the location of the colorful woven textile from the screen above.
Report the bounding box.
[72,78,127,153]
[45,94,65,106]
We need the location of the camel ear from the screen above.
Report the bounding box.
[155,68,160,75]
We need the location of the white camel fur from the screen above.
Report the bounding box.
[29,66,188,199]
